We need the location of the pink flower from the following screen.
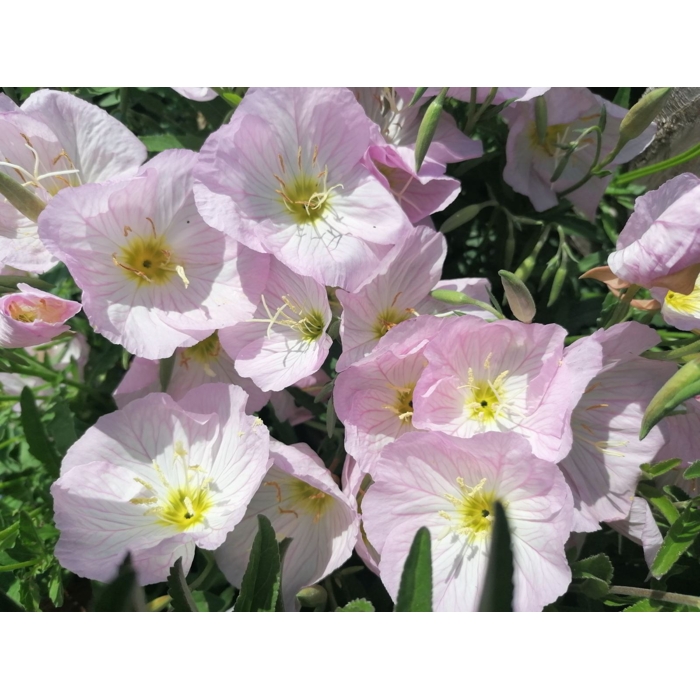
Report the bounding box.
[609,174,700,296]
[341,454,380,575]
[0,90,146,272]
[608,498,663,573]
[113,333,270,412]
[39,149,268,359]
[194,87,411,291]
[502,88,656,220]
[218,257,332,392]
[172,88,217,101]
[362,431,573,611]
[0,283,81,348]
[53,384,271,585]
[353,88,482,223]
[413,316,602,462]
[559,322,676,532]
[654,274,700,331]
[336,225,491,371]
[215,440,359,610]
[335,315,445,470]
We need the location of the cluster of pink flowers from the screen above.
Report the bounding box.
[2,86,695,611]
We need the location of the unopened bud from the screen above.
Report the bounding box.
[296,585,327,609]
[414,87,448,172]
[0,172,46,223]
[440,202,492,234]
[498,270,536,323]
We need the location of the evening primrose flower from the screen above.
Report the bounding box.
[218,257,332,392]
[336,225,491,371]
[194,87,411,291]
[361,431,573,612]
[559,322,675,532]
[53,384,271,585]
[0,90,145,272]
[413,316,604,462]
[113,333,270,412]
[609,174,700,297]
[215,440,359,611]
[39,149,268,359]
[172,88,217,101]
[502,88,656,220]
[0,283,81,348]
[656,275,700,330]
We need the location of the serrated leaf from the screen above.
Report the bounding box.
[336,598,375,612]
[48,564,64,608]
[92,554,146,612]
[623,598,663,612]
[651,508,700,577]
[167,557,197,612]
[20,387,60,477]
[478,501,514,612]
[18,511,45,557]
[683,460,700,479]
[641,458,683,478]
[234,515,282,612]
[47,401,78,456]
[395,526,432,612]
[571,553,613,584]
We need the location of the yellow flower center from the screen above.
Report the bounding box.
[157,483,214,530]
[439,478,496,543]
[273,147,342,225]
[464,364,510,425]
[288,478,332,520]
[7,298,65,324]
[665,279,700,316]
[8,301,38,323]
[373,306,411,339]
[112,220,189,289]
[394,386,415,424]
[256,294,326,343]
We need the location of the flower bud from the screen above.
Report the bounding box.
[618,87,671,151]
[498,270,536,323]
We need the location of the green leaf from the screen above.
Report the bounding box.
[641,458,682,478]
[159,353,176,392]
[48,563,64,608]
[92,554,146,612]
[651,508,700,577]
[640,358,700,440]
[414,88,448,172]
[683,460,700,479]
[18,511,45,557]
[234,515,282,612]
[623,598,663,612]
[167,557,198,612]
[613,87,631,109]
[0,589,24,612]
[336,598,375,612]
[534,95,548,144]
[638,483,679,525]
[572,553,613,584]
[139,134,185,152]
[440,203,492,234]
[498,270,536,323]
[478,501,514,611]
[47,401,78,456]
[325,396,337,437]
[395,526,432,612]
[19,387,61,477]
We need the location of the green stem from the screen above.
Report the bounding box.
[604,284,641,329]
[190,552,216,591]
[614,141,700,186]
[0,557,43,572]
[609,585,700,608]
[643,336,700,361]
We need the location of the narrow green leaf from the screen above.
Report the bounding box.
[395,527,432,612]
[18,511,45,557]
[498,270,536,323]
[478,501,514,612]
[0,171,46,222]
[623,598,663,611]
[47,401,78,456]
[234,515,281,612]
[92,554,147,612]
[325,396,337,438]
[167,557,198,612]
[613,87,631,109]
[0,275,53,291]
[683,460,700,479]
[159,353,176,392]
[641,458,683,478]
[638,483,679,525]
[337,598,375,612]
[651,508,700,577]
[408,88,428,107]
[19,387,60,477]
[640,358,700,439]
[414,88,448,172]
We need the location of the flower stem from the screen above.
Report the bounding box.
[609,585,700,608]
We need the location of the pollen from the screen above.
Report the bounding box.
[288,478,332,523]
[372,306,411,339]
[440,477,496,543]
[463,368,510,424]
